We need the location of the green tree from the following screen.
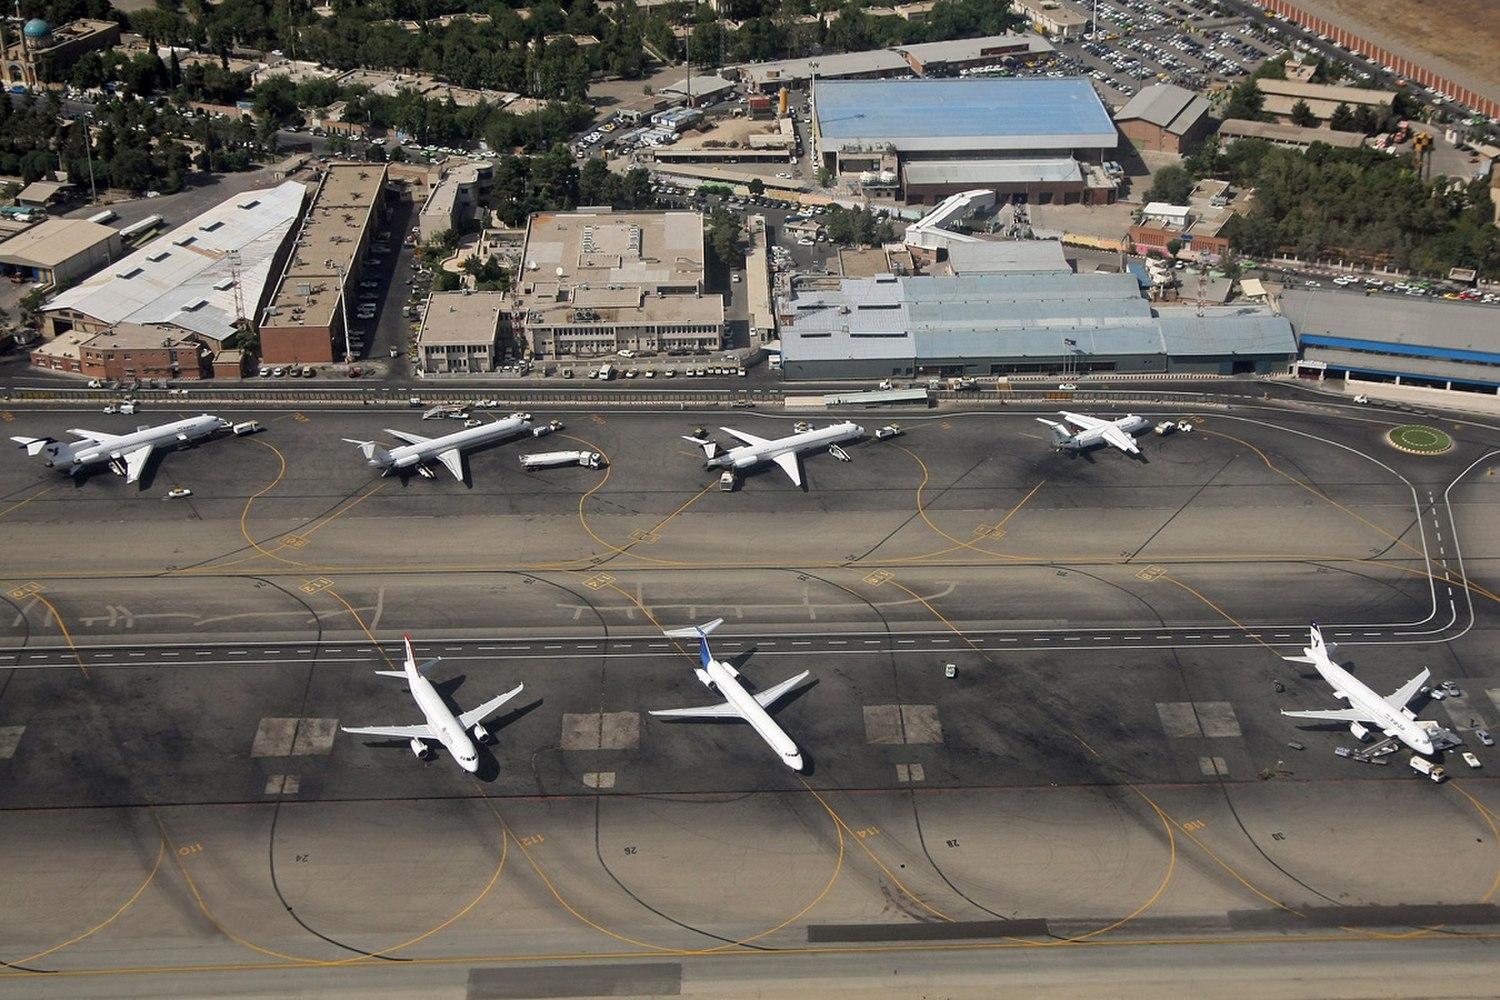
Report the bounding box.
[1224,80,1268,122]
[1289,99,1316,128]
[1328,102,1357,133]
[1143,164,1193,204]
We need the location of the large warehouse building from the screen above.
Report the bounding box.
[812,78,1120,205]
[40,181,307,361]
[0,217,121,287]
[778,271,1296,380]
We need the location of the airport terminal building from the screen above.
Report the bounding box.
[811,78,1120,205]
[1280,289,1500,396]
[778,271,1297,380]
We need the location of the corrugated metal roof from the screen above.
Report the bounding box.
[1280,288,1498,354]
[814,78,1117,153]
[44,181,305,344]
[783,271,1296,364]
[0,218,115,267]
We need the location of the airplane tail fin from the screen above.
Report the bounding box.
[663,617,725,667]
[402,634,441,677]
[1285,622,1335,665]
[1035,418,1075,450]
[11,435,56,457]
[343,438,394,466]
[681,434,718,459]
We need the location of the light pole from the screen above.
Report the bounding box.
[326,257,354,363]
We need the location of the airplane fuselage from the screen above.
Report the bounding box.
[707,421,863,471]
[705,658,804,770]
[1310,653,1434,755]
[375,417,531,471]
[48,414,225,471]
[1069,414,1149,450]
[407,670,481,771]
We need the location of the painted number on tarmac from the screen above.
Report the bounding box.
[1183,820,1206,832]
[946,839,960,848]
[623,846,637,855]
[177,843,204,857]
[855,827,880,839]
[520,834,545,847]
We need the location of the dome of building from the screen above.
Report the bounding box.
[23,18,52,40]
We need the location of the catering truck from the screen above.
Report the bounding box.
[519,451,604,470]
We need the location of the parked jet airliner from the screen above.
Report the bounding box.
[1281,623,1436,755]
[684,421,863,487]
[1037,411,1150,456]
[342,635,524,772]
[650,618,811,770]
[345,415,531,480]
[12,413,229,484]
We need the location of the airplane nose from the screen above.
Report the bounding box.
[785,754,804,772]
[461,756,480,772]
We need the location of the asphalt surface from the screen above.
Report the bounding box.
[2,399,1499,997]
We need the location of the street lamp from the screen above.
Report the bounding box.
[325,257,354,363]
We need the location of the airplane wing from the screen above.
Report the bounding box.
[120,445,154,483]
[771,451,803,487]
[721,426,773,448]
[385,429,432,447]
[434,448,464,480]
[649,700,741,719]
[752,670,811,708]
[1385,667,1431,708]
[1281,707,1371,722]
[1100,424,1140,455]
[66,428,121,444]
[341,722,436,739]
[457,683,525,730]
[1059,412,1104,432]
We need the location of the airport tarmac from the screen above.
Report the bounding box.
[2,400,1499,998]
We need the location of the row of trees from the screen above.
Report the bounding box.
[0,86,261,191]
[1198,139,1500,277]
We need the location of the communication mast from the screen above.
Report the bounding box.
[227,250,248,336]
[1195,250,1211,318]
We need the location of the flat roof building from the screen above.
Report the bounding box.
[0,217,121,287]
[417,161,493,241]
[734,33,1054,92]
[42,180,306,357]
[513,209,724,360]
[416,290,503,374]
[258,163,388,365]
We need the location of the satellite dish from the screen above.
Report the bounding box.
[555,267,564,277]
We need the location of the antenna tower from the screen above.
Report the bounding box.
[228,250,248,334]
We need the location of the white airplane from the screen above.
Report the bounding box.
[651,618,811,771]
[11,413,229,484]
[1037,411,1150,456]
[342,634,524,773]
[1281,623,1436,755]
[684,421,863,487]
[344,414,531,480]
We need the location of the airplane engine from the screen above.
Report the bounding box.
[409,737,432,759]
[472,723,493,744]
[694,667,716,690]
[1349,721,1372,742]
[731,453,760,470]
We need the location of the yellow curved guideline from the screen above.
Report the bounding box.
[3,834,166,967]
[798,780,955,923]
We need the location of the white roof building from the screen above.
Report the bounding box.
[43,181,307,348]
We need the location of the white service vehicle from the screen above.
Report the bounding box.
[518,450,603,470]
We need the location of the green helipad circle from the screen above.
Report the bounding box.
[1388,425,1453,454]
